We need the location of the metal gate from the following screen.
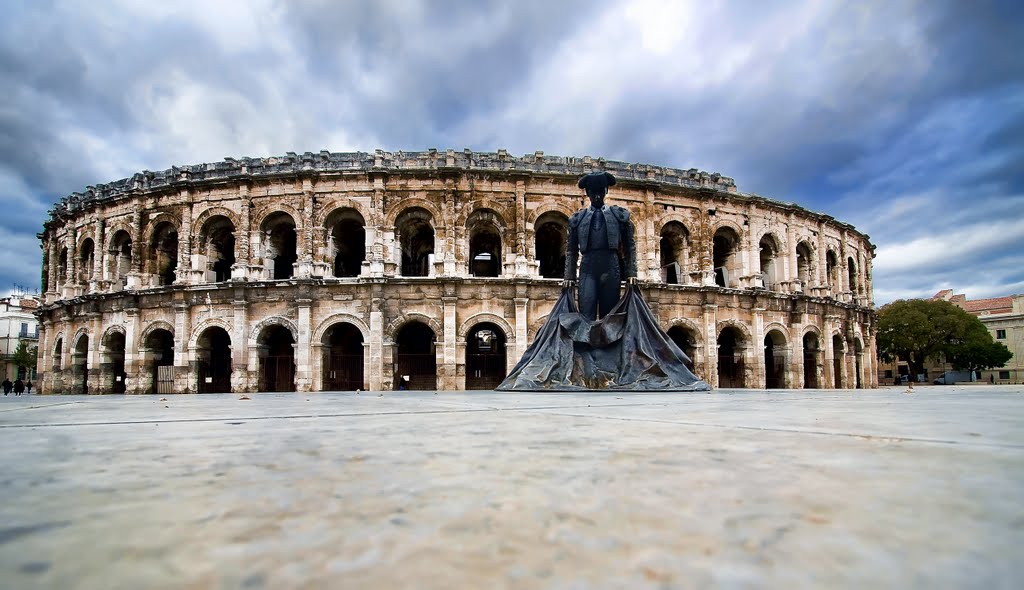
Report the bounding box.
[325,352,363,391]
[803,353,818,388]
[156,365,175,394]
[466,352,506,390]
[199,360,231,393]
[262,355,295,392]
[765,356,785,389]
[718,357,744,388]
[396,353,436,390]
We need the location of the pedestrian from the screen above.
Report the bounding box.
[13,378,24,396]
[2,378,10,395]
[25,381,32,395]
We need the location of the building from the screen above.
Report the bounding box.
[1,294,40,382]
[933,290,1023,384]
[35,150,877,394]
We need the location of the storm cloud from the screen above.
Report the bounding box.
[2,0,1021,303]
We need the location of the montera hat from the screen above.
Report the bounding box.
[578,171,616,190]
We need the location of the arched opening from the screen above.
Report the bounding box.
[854,338,864,389]
[322,323,364,391]
[713,227,740,288]
[660,222,689,284]
[467,210,503,277]
[465,323,506,390]
[535,211,568,279]
[326,208,366,278]
[72,334,89,394]
[832,334,845,389]
[803,332,820,388]
[826,250,839,293]
[764,330,787,389]
[149,222,178,286]
[199,215,236,283]
[78,238,96,284]
[795,241,813,291]
[261,212,297,280]
[145,329,175,395]
[107,230,133,291]
[257,325,295,392]
[197,326,232,393]
[52,338,63,372]
[717,327,745,388]
[847,257,858,295]
[58,247,69,288]
[101,331,127,394]
[395,321,436,390]
[758,234,780,290]
[667,325,698,373]
[396,208,435,277]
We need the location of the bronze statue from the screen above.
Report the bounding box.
[497,171,710,391]
[563,171,638,320]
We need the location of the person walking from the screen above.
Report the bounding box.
[13,378,24,396]
[25,381,32,395]
[2,378,11,395]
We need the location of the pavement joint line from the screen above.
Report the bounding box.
[0,401,83,413]
[528,411,1024,449]
[0,402,661,429]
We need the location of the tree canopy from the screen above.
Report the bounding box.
[12,340,37,374]
[877,299,1012,374]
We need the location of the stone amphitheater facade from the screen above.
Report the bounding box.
[35,149,877,394]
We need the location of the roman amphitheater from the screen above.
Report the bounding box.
[35,149,877,394]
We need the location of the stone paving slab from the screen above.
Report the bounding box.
[0,387,1021,589]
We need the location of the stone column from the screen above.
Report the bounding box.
[786,213,798,292]
[45,237,58,304]
[514,293,529,362]
[703,304,718,389]
[368,284,384,390]
[174,301,192,393]
[442,292,458,390]
[127,212,144,289]
[91,219,104,292]
[752,307,765,388]
[87,312,103,394]
[295,298,312,392]
[232,297,248,392]
[65,227,77,299]
[297,179,315,278]
[514,178,530,277]
[233,193,251,281]
[179,200,194,285]
[124,307,140,394]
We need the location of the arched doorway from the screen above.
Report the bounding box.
[326,208,366,277]
[145,329,175,394]
[79,238,96,284]
[102,331,127,394]
[258,325,295,392]
[667,325,698,374]
[535,211,568,279]
[660,221,689,284]
[826,250,839,293]
[72,334,89,394]
[764,330,787,389]
[395,322,436,390]
[803,332,820,388]
[149,222,178,286]
[107,230,133,291]
[832,334,845,389]
[261,212,298,280]
[199,216,236,283]
[758,234,780,290]
[795,241,813,292]
[465,323,506,390]
[396,208,434,277]
[717,327,745,388]
[322,323,364,391]
[197,327,232,393]
[713,227,740,288]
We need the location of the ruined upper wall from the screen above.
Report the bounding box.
[45,149,738,220]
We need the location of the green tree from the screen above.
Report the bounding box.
[877,299,1013,375]
[11,340,37,376]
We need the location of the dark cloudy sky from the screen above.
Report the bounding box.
[2,0,1022,304]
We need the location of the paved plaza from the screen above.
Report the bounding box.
[1,386,1022,588]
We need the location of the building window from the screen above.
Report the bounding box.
[20,323,28,337]
[998,370,1010,380]
[995,329,1006,340]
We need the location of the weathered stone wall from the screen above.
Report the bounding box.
[35,150,877,392]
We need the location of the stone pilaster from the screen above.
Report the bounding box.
[174,300,192,392]
[295,298,312,392]
[442,291,458,390]
[369,284,384,390]
[232,297,248,392]
[703,303,718,389]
